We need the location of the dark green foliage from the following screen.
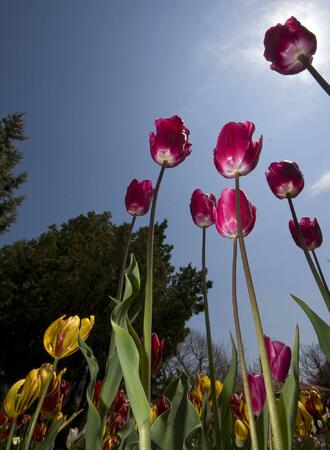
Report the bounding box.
[0,212,208,387]
[0,113,27,234]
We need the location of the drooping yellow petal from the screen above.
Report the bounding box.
[234,419,249,448]
[3,379,25,418]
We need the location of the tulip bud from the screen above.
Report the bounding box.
[3,369,41,418]
[213,188,256,239]
[265,336,291,383]
[151,332,165,374]
[234,419,249,448]
[124,179,153,216]
[41,368,67,417]
[265,161,304,199]
[156,395,169,415]
[43,315,95,359]
[247,373,266,416]
[213,121,263,178]
[150,404,158,425]
[264,17,317,75]
[289,217,323,251]
[149,115,192,168]
[190,189,216,228]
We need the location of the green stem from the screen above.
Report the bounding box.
[231,237,259,450]
[201,228,221,449]
[287,197,330,312]
[235,176,284,450]
[139,422,151,450]
[5,417,16,450]
[311,249,330,298]
[298,55,330,96]
[142,165,166,401]
[116,215,137,301]
[23,359,58,450]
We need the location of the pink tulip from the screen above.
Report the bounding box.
[247,374,266,416]
[213,188,256,239]
[151,332,165,374]
[289,217,323,251]
[265,336,292,383]
[190,189,216,228]
[264,17,317,75]
[149,115,192,168]
[213,121,263,178]
[265,161,304,199]
[125,179,153,216]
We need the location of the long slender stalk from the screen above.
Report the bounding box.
[5,417,16,450]
[23,359,58,450]
[139,423,151,450]
[311,249,330,298]
[298,55,330,96]
[287,197,330,312]
[116,215,137,301]
[231,237,259,450]
[235,176,284,450]
[201,228,221,449]
[142,165,166,401]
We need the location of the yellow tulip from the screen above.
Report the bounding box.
[215,379,223,397]
[43,315,95,359]
[3,369,41,418]
[234,418,249,448]
[150,404,158,425]
[296,400,313,438]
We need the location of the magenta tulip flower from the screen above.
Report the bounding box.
[213,121,263,178]
[289,217,323,251]
[265,161,304,199]
[264,17,317,75]
[125,179,153,216]
[247,374,266,416]
[149,115,192,168]
[213,188,256,239]
[265,336,292,383]
[190,189,216,228]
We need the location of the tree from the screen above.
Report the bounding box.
[0,212,210,387]
[0,113,27,234]
[300,343,330,388]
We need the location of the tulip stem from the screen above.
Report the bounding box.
[139,423,151,450]
[311,249,330,297]
[142,164,166,401]
[5,417,16,450]
[235,176,284,450]
[23,359,58,450]
[287,197,330,312]
[298,55,330,96]
[201,228,221,449]
[116,215,137,301]
[231,237,259,450]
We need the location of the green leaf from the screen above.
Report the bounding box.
[78,337,102,450]
[291,294,330,363]
[34,418,65,450]
[217,333,238,450]
[276,326,299,450]
[150,372,201,450]
[117,419,138,450]
[256,399,269,450]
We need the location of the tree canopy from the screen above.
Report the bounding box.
[0,211,210,386]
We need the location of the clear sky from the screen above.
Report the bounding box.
[1,0,329,363]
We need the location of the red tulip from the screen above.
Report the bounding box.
[156,395,170,415]
[265,161,304,199]
[149,115,192,168]
[125,179,153,216]
[190,189,216,228]
[289,217,323,251]
[264,17,317,75]
[213,189,256,239]
[151,332,165,374]
[247,374,266,416]
[265,336,291,383]
[213,121,263,178]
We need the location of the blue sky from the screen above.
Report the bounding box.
[1,0,329,362]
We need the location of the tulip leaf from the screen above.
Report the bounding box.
[217,333,238,450]
[291,294,330,363]
[150,372,201,450]
[34,417,65,450]
[276,326,299,450]
[256,399,269,450]
[117,419,138,450]
[78,337,102,450]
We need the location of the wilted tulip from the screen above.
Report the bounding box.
[213,188,256,239]
[265,161,304,199]
[265,336,291,382]
[149,115,192,168]
[125,179,153,216]
[41,368,67,417]
[3,369,41,418]
[234,419,249,448]
[190,189,216,228]
[213,121,263,178]
[43,315,95,359]
[151,332,165,374]
[264,17,317,75]
[247,374,266,416]
[296,400,313,438]
[289,217,323,251]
